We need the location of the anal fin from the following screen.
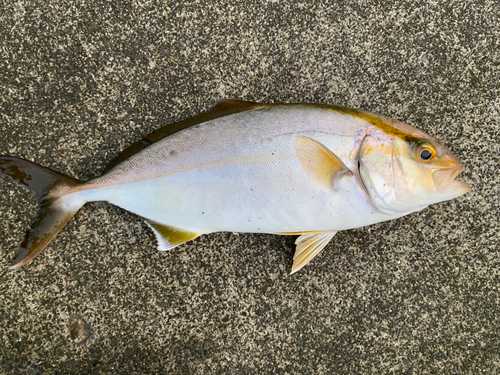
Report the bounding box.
[143,219,200,251]
[291,231,337,274]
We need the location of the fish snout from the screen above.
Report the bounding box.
[432,163,469,195]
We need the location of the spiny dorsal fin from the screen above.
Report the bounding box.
[291,231,337,274]
[294,136,352,190]
[143,219,200,251]
[102,100,263,174]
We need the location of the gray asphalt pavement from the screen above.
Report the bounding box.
[0,0,499,373]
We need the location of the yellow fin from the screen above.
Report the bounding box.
[143,219,200,251]
[291,231,337,274]
[276,230,319,235]
[294,136,352,189]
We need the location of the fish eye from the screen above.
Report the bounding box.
[415,143,436,162]
[420,149,432,160]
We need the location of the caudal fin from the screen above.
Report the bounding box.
[0,156,85,269]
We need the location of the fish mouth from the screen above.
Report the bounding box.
[433,165,470,196]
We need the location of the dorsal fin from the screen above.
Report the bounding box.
[102,99,263,174]
[210,99,261,112]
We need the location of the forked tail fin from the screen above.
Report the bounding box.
[0,156,85,269]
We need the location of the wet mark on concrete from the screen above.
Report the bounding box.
[68,313,93,344]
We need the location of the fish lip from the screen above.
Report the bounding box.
[433,164,470,195]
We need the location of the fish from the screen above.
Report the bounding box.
[0,99,470,273]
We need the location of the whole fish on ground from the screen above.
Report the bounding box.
[0,100,470,273]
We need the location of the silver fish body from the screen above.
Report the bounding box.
[81,105,389,232]
[0,100,469,272]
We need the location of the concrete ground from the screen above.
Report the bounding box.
[0,0,499,373]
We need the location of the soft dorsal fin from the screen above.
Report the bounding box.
[102,99,263,174]
[143,219,201,251]
[291,231,337,274]
[294,136,352,190]
[210,99,261,112]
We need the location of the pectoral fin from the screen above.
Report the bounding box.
[291,231,337,274]
[143,219,200,251]
[294,136,352,189]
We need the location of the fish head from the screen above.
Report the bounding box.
[356,116,469,214]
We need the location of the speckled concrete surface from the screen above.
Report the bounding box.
[0,0,499,373]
